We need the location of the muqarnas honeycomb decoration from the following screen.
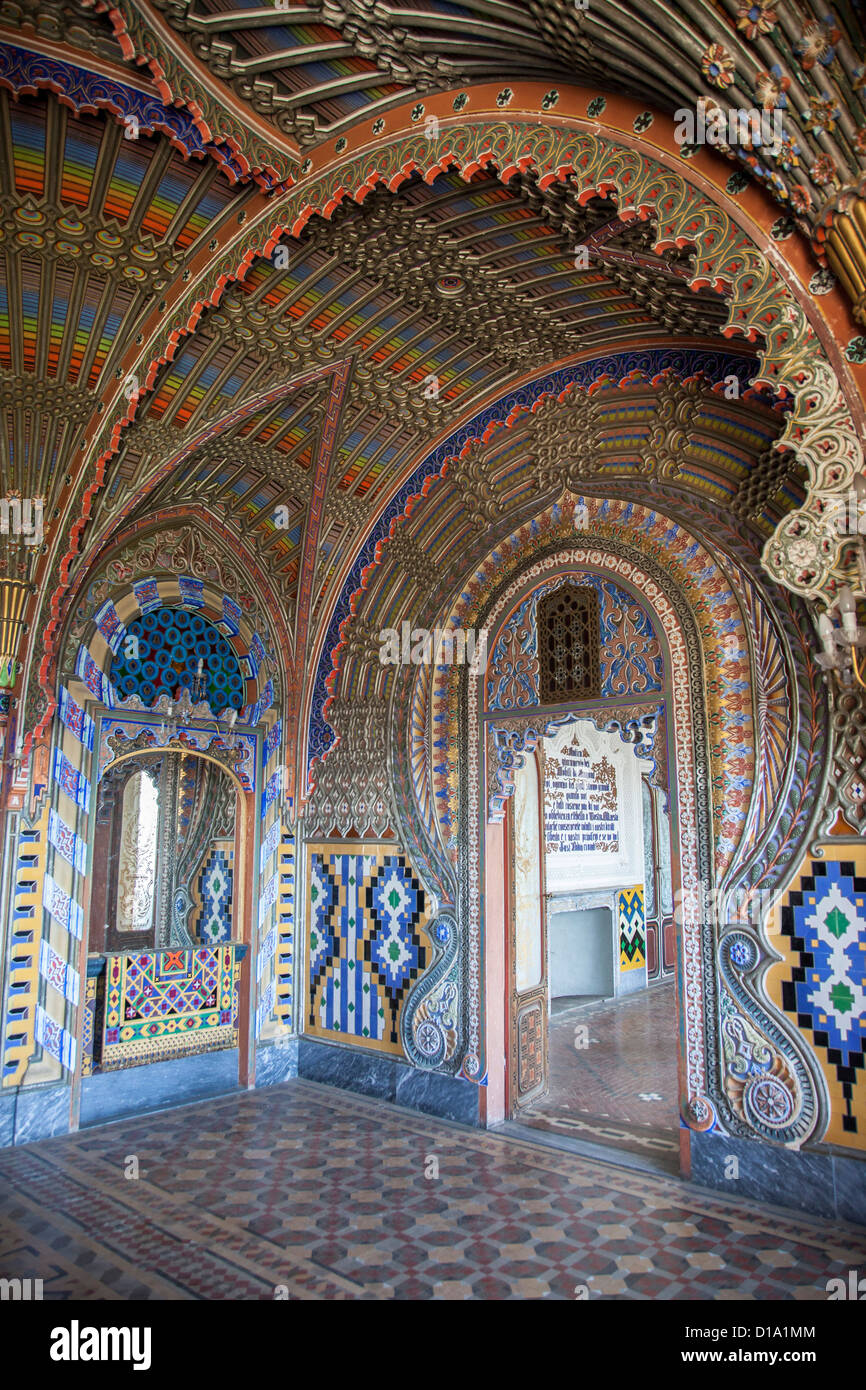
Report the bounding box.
[111,607,245,714]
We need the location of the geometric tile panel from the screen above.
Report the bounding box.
[51,748,90,812]
[257,924,276,983]
[197,848,234,945]
[768,849,866,1150]
[2,807,50,1088]
[307,846,429,1053]
[618,885,646,972]
[258,870,278,929]
[275,826,296,1030]
[42,873,84,940]
[260,816,281,874]
[75,646,110,703]
[261,769,281,821]
[255,980,275,1039]
[93,599,125,653]
[102,946,240,1070]
[58,686,95,751]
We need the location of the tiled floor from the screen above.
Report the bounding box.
[0,1079,864,1300]
[522,984,680,1165]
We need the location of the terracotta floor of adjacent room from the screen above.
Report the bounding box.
[1,1078,864,1300]
[520,983,680,1167]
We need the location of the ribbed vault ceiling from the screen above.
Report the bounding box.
[50,0,866,227]
[0,87,804,651]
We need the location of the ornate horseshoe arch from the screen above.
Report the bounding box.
[386,502,828,1148]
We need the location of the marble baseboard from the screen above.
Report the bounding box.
[690,1130,865,1225]
[0,1084,71,1147]
[394,1065,480,1124]
[255,1038,298,1088]
[617,969,648,997]
[832,1153,866,1226]
[297,1038,480,1125]
[79,1048,240,1129]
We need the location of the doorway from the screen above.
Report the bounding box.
[505,716,680,1171]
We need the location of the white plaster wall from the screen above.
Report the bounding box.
[549,907,614,998]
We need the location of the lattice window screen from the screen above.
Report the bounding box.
[537,584,601,703]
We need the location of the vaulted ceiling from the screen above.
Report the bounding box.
[0,89,781,607]
[1,0,863,742]
[16,0,864,223]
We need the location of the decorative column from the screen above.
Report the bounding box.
[0,579,30,810]
[814,183,866,328]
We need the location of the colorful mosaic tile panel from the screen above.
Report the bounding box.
[260,817,281,873]
[618,886,646,972]
[259,871,278,927]
[768,850,866,1150]
[178,577,204,607]
[47,809,87,875]
[94,599,125,653]
[132,577,161,612]
[81,972,99,1079]
[261,769,281,820]
[255,980,275,1038]
[275,828,295,1028]
[102,947,240,1070]
[2,807,50,1088]
[263,718,281,767]
[257,925,276,983]
[38,938,80,1005]
[75,647,109,703]
[198,849,234,945]
[35,1004,76,1072]
[58,687,94,751]
[52,748,90,811]
[42,873,83,939]
[307,847,430,1053]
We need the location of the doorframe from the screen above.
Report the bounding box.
[476,564,695,1180]
[506,745,549,1116]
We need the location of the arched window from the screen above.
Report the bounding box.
[116,770,159,935]
[537,584,601,704]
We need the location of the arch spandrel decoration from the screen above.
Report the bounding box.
[486,572,664,713]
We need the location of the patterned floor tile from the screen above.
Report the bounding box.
[0,1079,863,1300]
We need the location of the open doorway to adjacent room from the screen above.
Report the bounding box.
[506,714,681,1173]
